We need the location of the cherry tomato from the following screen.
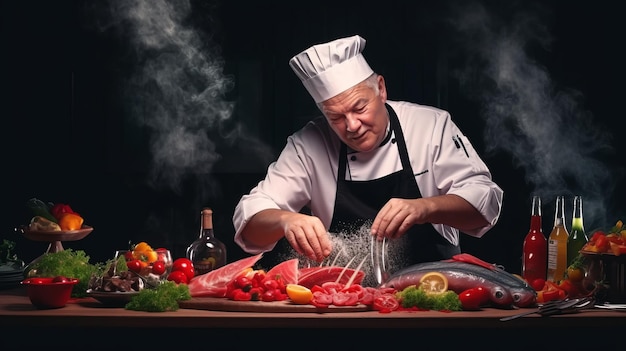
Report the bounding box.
[459,287,489,310]
[127,259,142,273]
[152,261,166,275]
[235,276,252,290]
[263,279,279,291]
[232,289,252,301]
[530,278,546,291]
[372,294,399,313]
[261,289,277,302]
[172,258,195,280]
[167,270,188,284]
[52,276,70,283]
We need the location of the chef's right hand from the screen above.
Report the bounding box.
[282,212,332,262]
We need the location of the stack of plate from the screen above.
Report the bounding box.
[0,263,25,289]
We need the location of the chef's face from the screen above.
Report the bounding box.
[321,74,389,153]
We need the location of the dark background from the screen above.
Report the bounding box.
[2,0,624,275]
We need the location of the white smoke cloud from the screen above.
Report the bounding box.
[92,0,274,196]
[447,1,616,229]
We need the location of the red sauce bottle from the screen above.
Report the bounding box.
[522,195,547,284]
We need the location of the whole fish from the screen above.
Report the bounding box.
[379,254,536,309]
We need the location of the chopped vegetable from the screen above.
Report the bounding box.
[396,285,462,311]
[125,280,191,312]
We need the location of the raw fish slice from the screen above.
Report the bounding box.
[298,267,365,289]
[263,258,299,285]
[188,253,263,297]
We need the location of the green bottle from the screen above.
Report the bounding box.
[567,195,588,266]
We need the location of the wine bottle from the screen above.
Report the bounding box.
[186,208,227,276]
[522,195,547,284]
[567,195,588,266]
[547,196,569,282]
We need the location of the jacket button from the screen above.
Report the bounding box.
[350,155,357,161]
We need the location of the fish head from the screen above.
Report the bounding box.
[488,285,514,307]
[510,287,537,308]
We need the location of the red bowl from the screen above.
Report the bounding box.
[21,277,79,309]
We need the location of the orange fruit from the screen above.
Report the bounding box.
[419,272,448,294]
[58,213,84,231]
[286,284,313,304]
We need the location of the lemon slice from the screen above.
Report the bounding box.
[419,272,448,294]
[286,284,313,304]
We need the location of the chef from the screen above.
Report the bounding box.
[233,35,503,279]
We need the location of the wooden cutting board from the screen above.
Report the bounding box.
[178,297,370,313]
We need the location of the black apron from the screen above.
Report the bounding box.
[328,103,460,278]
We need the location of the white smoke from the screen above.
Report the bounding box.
[446,1,617,229]
[91,0,274,196]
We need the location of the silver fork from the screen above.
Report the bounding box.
[500,297,595,321]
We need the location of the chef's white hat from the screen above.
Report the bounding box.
[289,35,374,103]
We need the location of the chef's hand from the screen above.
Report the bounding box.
[370,195,488,239]
[370,198,429,240]
[282,212,333,262]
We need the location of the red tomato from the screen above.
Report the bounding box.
[172,258,195,280]
[530,278,546,291]
[260,289,275,302]
[263,279,279,291]
[595,235,610,252]
[235,276,252,290]
[359,292,375,305]
[541,289,561,303]
[127,259,142,273]
[331,291,359,306]
[372,294,399,313]
[311,291,334,307]
[152,261,166,275]
[167,270,188,284]
[459,287,488,310]
[248,287,263,301]
[232,289,252,301]
[52,276,70,283]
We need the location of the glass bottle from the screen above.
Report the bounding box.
[567,195,588,266]
[186,208,227,276]
[522,195,547,283]
[547,196,569,282]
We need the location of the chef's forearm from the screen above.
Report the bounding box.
[239,209,290,248]
[421,194,490,231]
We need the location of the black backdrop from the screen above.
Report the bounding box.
[2,0,624,275]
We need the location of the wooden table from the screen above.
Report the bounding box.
[1,286,623,348]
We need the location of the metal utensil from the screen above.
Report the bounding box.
[371,236,389,285]
[500,297,594,321]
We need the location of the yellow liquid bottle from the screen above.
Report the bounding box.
[547,196,569,282]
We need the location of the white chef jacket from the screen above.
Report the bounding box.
[233,100,504,254]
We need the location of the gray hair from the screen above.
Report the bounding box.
[317,73,379,110]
